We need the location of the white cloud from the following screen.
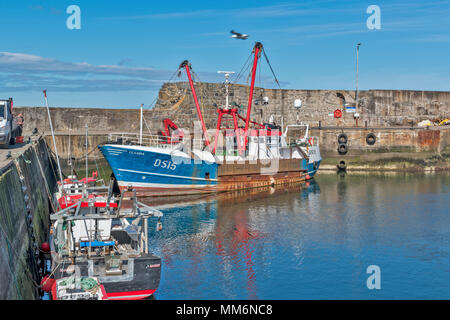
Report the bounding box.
[0,52,222,92]
[0,52,164,79]
[99,1,353,21]
[100,9,216,20]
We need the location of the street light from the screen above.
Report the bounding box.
[355,43,361,108]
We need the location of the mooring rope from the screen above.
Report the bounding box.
[42,139,59,184]
[32,145,57,213]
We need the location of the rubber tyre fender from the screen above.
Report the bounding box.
[337,160,346,170]
[337,133,348,144]
[338,143,348,155]
[366,133,376,145]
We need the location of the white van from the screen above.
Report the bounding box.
[0,99,13,149]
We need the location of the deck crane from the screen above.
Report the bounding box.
[158,118,184,144]
[179,60,212,150]
[177,42,279,156]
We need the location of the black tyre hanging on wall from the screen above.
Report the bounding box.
[337,133,348,144]
[337,160,347,171]
[366,133,376,145]
[338,143,348,155]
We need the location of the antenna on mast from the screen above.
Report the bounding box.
[217,71,235,109]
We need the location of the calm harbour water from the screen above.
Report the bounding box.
[143,172,449,300]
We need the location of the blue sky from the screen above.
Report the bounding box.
[0,0,449,108]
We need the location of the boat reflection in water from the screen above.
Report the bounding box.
[143,181,320,300]
[141,180,320,210]
[145,172,450,299]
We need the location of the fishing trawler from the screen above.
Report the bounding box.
[48,184,163,300]
[47,158,163,300]
[99,42,322,197]
[41,90,163,300]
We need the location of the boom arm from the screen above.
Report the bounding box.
[243,42,263,151]
[180,60,211,149]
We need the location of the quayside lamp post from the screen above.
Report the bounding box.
[355,43,363,127]
[355,42,361,108]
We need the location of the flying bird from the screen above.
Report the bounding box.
[230,30,249,40]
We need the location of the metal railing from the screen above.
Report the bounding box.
[107,133,181,149]
[107,132,320,152]
[286,135,319,147]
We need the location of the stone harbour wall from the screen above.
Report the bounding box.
[12,82,450,171]
[14,83,450,135]
[153,83,450,128]
[311,127,450,171]
[0,138,56,299]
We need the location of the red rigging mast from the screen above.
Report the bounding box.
[179,42,268,155]
[244,42,263,149]
[179,60,212,149]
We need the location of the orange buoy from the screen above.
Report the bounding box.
[306,174,311,180]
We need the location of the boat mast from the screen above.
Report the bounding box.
[244,42,262,151]
[68,125,72,171]
[85,124,88,182]
[217,71,235,109]
[180,60,211,149]
[213,71,245,156]
[43,90,64,185]
[139,104,143,145]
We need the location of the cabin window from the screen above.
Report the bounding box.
[205,172,210,180]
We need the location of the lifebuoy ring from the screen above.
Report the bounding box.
[366,133,376,145]
[337,133,348,144]
[334,109,342,118]
[338,143,348,155]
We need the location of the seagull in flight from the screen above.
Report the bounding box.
[230,30,249,40]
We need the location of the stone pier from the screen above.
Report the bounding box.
[0,137,56,299]
[11,83,450,171]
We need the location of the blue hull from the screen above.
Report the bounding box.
[99,144,320,196]
[99,145,218,194]
[306,160,321,177]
